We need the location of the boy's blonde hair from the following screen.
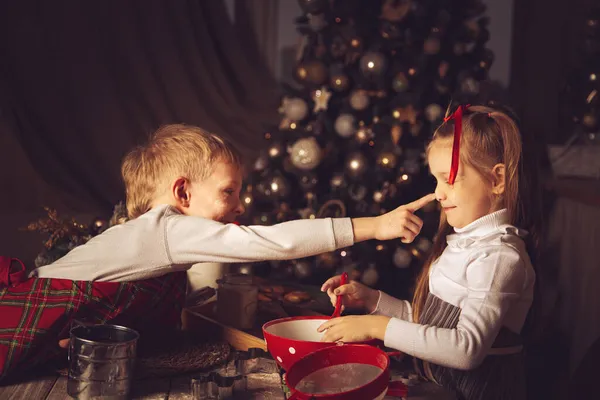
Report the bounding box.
[121,124,243,219]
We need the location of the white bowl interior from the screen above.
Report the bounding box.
[265,318,329,342]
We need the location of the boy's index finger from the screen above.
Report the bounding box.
[404,193,436,212]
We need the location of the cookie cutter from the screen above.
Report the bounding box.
[191,371,247,399]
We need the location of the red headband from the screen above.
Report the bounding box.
[443,104,470,185]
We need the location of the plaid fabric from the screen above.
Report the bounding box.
[0,257,187,381]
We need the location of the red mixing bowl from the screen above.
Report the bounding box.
[262,315,380,370]
[284,343,407,399]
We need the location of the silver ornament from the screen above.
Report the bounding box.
[360,52,387,77]
[290,137,322,170]
[349,90,370,111]
[335,114,356,137]
[284,97,309,121]
[425,104,443,122]
[294,260,313,279]
[393,247,412,268]
[361,265,379,287]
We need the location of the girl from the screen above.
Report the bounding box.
[318,105,543,400]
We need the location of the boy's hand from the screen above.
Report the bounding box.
[321,275,380,313]
[373,193,435,242]
[59,339,70,349]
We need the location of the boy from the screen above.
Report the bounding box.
[1,124,434,379]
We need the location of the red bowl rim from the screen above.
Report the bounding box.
[262,315,379,346]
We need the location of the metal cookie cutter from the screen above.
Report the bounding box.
[191,371,247,399]
[233,347,278,375]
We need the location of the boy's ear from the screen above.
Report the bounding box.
[491,163,506,195]
[172,177,191,207]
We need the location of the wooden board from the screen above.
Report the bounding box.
[0,374,58,400]
[183,299,327,352]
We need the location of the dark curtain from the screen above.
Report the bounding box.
[510,0,595,145]
[0,0,279,213]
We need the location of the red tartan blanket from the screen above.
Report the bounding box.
[0,256,186,381]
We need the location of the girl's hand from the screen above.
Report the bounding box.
[321,275,380,313]
[374,193,435,243]
[317,315,390,343]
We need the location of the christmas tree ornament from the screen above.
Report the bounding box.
[241,191,254,209]
[330,172,347,189]
[396,170,413,185]
[295,60,328,85]
[393,246,412,268]
[266,173,291,199]
[316,251,338,270]
[380,0,411,22]
[317,199,347,218]
[376,151,397,169]
[290,137,322,170]
[425,103,443,122]
[348,184,368,201]
[282,97,309,121]
[334,113,356,137]
[390,124,403,145]
[349,90,370,110]
[356,125,375,144]
[345,152,368,177]
[380,20,404,40]
[267,141,285,159]
[350,268,362,281]
[361,264,379,287]
[297,206,317,219]
[252,212,274,226]
[297,0,327,14]
[392,72,409,92]
[360,52,387,78]
[392,105,418,124]
[312,87,332,112]
[299,172,319,191]
[330,72,350,91]
[293,259,313,280]
[253,154,268,171]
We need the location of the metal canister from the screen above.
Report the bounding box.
[67,324,139,399]
[216,273,258,330]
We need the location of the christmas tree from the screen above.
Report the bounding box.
[560,7,600,145]
[238,0,494,299]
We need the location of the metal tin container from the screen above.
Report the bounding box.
[67,324,139,399]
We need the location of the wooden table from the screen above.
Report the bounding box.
[0,371,286,399]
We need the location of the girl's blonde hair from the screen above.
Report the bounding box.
[412,105,544,323]
[121,124,243,219]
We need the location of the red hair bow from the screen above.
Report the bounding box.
[443,104,470,185]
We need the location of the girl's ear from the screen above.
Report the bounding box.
[491,163,506,195]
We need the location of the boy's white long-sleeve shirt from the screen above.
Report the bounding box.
[371,209,535,370]
[30,205,355,282]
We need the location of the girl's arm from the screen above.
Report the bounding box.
[383,245,529,371]
[370,291,413,322]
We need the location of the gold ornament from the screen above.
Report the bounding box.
[391,124,402,145]
[356,126,375,144]
[392,105,418,124]
[377,151,397,169]
[312,87,332,113]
